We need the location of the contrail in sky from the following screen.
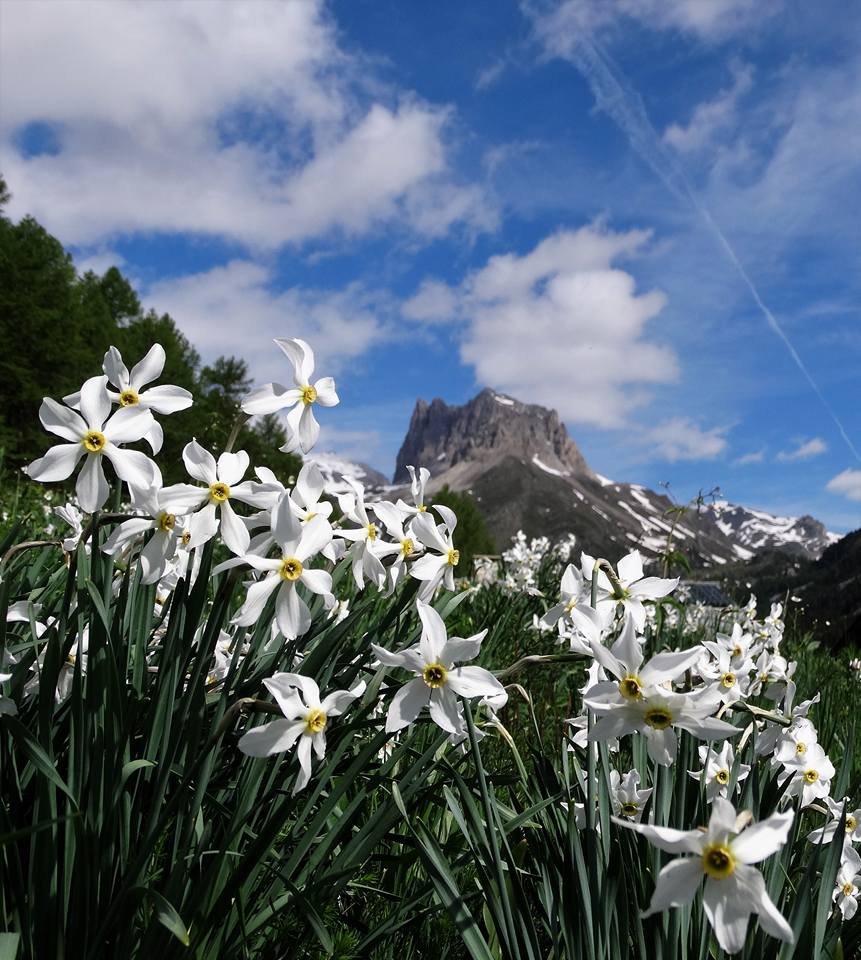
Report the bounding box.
[551,28,861,463]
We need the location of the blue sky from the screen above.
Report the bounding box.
[2,0,860,531]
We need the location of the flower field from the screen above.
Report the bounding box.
[0,336,859,959]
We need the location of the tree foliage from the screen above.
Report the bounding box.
[0,191,301,485]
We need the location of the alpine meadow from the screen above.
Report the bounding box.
[1,1,860,959]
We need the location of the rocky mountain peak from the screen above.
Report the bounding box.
[393,388,593,485]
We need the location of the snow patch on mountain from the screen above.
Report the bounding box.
[304,452,388,497]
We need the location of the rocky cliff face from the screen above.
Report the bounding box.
[389,388,840,567]
[393,389,592,485]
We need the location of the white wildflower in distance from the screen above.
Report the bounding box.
[833,848,861,920]
[610,769,652,822]
[241,338,338,454]
[807,796,861,846]
[25,376,158,513]
[102,483,195,584]
[614,798,794,954]
[166,440,278,556]
[371,601,506,736]
[238,673,365,795]
[372,499,424,592]
[582,549,678,631]
[233,493,334,640]
[338,478,386,590]
[779,742,835,807]
[54,503,86,554]
[690,742,750,802]
[409,505,461,599]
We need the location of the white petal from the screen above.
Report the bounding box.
[144,420,164,454]
[76,455,109,512]
[219,501,250,556]
[440,631,486,667]
[104,446,159,487]
[25,443,84,482]
[617,550,644,584]
[640,647,705,688]
[611,817,703,855]
[702,875,753,954]
[296,514,332,562]
[293,734,314,794]
[731,810,794,864]
[139,531,174,584]
[241,382,301,415]
[275,337,314,384]
[446,665,505,701]
[641,858,702,916]
[79,375,111,429]
[276,582,311,639]
[629,576,679,600]
[188,502,219,550]
[265,673,320,713]
[297,404,320,453]
[233,573,280,626]
[313,376,339,407]
[239,718,304,757]
[39,398,86,441]
[385,678,429,732]
[102,518,153,555]
[183,439,218,485]
[102,405,155,444]
[429,687,464,735]
[299,568,332,596]
[216,450,249,486]
[321,681,365,716]
[417,601,447,663]
[129,343,166,389]
[103,345,130,389]
[370,643,425,673]
[139,384,192,414]
[645,727,677,766]
[160,483,209,514]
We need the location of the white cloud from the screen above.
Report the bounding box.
[735,449,765,465]
[664,61,753,153]
[532,0,781,45]
[73,248,126,276]
[0,0,491,248]
[642,418,729,461]
[826,469,861,502]
[776,437,827,462]
[406,224,679,427]
[145,260,390,386]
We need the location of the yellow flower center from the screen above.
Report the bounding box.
[422,662,448,689]
[721,672,736,688]
[364,523,376,541]
[401,538,414,557]
[181,530,191,546]
[279,557,303,581]
[715,769,730,785]
[303,510,317,522]
[846,815,857,833]
[417,504,428,512]
[119,389,139,406]
[620,802,639,818]
[843,882,855,897]
[759,672,769,683]
[643,708,673,730]
[702,843,736,880]
[803,769,819,784]
[618,675,642,701]
[732,645,742,657]
[301,385,317,405]
[157,511,176,532]
[446,548,460,567]
[305,708,327,734]
[209,482,230,503]
[795,742,807,756]
[82,430,106,453]
[565,597,578,613]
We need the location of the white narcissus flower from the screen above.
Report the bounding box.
[582,549,678,631]
[240,338,338,455]
[394,465,431,521]
[409,505,461,599]
[238,672,365,795]
[690,741,750,802]
[833,848,861,920]
[165,440,279,556]
[102,483,196,584]
[25,376,158,513]
[541,563,590,630]
[807,796,861,846]
[610,769,652,821]
[338,479,386,591]
[54,502,86,553]
[588,687,739,766]
[779,742,835,808]
[233,493,333,640]
[371,601,506,736]
[615,798,794,954]
[372,499,424,593]
[583,617,704,709]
